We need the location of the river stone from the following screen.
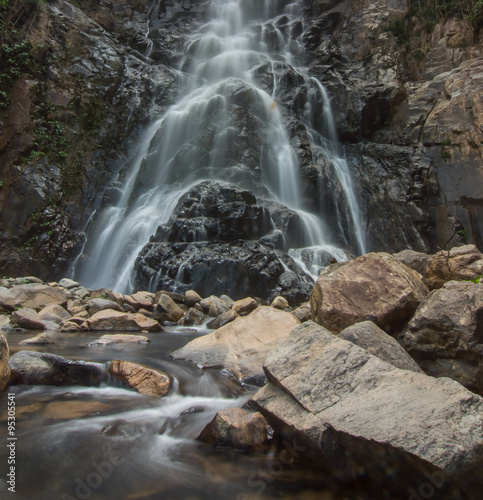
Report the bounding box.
[252,322,483,498]
[0,335,10,391]
[19,332,56,345]
[185,290,202,307]
[124,291,155,311]
[11,307,45,330]
[9,351,105,386]
[38,304,72,324]
[199,295,231,317]
[402,280,483,394]
[172,306,300,383]
[88,334,150,346]
[85,298,123,315]
[58,278,80,289]
[155,294,184,323]
[424,244,483,290]
[0,284,69,311]
[291,302,312,322]
[86,309,162,332]
[271,295,289,309]
[206,308,238,329]
[339,321,423,373]
[182,307,209,326]
[311,252,429,334]
[109,360,170,397]
[232,297,258,316]
[198,408,268,449]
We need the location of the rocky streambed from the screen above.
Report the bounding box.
[1,244,483,499]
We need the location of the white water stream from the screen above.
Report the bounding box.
[73,0,366,292]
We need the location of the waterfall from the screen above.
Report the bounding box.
[73,0,366,292]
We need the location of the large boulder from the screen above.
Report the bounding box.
[0,335,10,391]
[172,306,300,384]
[108,360,170,397]
[86,309,161,332]
[9,351,105,386]
[0,284,69,311]
[424,244,483,290]
[339,321,423,373]
[311,252,429,334]
[402,280,483,394]
[252,322,483,498]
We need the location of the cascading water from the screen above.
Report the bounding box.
[73,0,366,292]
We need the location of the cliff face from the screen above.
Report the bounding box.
[0,0,194,278]
[0,0,482,280]
[305,0,483,252]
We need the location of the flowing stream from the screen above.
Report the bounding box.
[73,0,366,293]
[0,330,353,500]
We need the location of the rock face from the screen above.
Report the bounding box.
[253,322,483,498]
[9,351,105,386]
[339,321,423,373]
[0,0,183,279]
[311,252,429,334]
[172,306,300,384]
[198,408,268,449]
[424,244,483,290]
[402,280,483,395]
[108,360,170,397]
[0,335,10,391]
[134,182,314,305]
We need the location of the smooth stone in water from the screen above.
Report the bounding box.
[109,360,170,397]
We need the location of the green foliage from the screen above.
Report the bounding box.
[410,0,483,31]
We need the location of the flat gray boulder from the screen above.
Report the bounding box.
[252,322,483,498]
[339,321,422,372]
[172,306,300,384]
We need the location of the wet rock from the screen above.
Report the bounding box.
[0,284,69,311]
[85,298,123,315]
[60,321,84,332]
[198,408,268,449]
[172,306,300,383]
[19,332,56,345]
[136,241,313,305]
[206,308,238,329]
[155,294,184,323]
[38,304,72,324]
[109,360,170,397]
[86,309,161,332]
[9,351,105,386]
[311,253,429,334]
[182,307,209,326]
[339,321,422,373]
[270,296,289,309]
[89,334,150,346]
[185,290,202,308]
[253,322,483,498]
[11,307,45,330]
[424,244,483,290]
[402,280,483,394]
[0,335,10,391]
